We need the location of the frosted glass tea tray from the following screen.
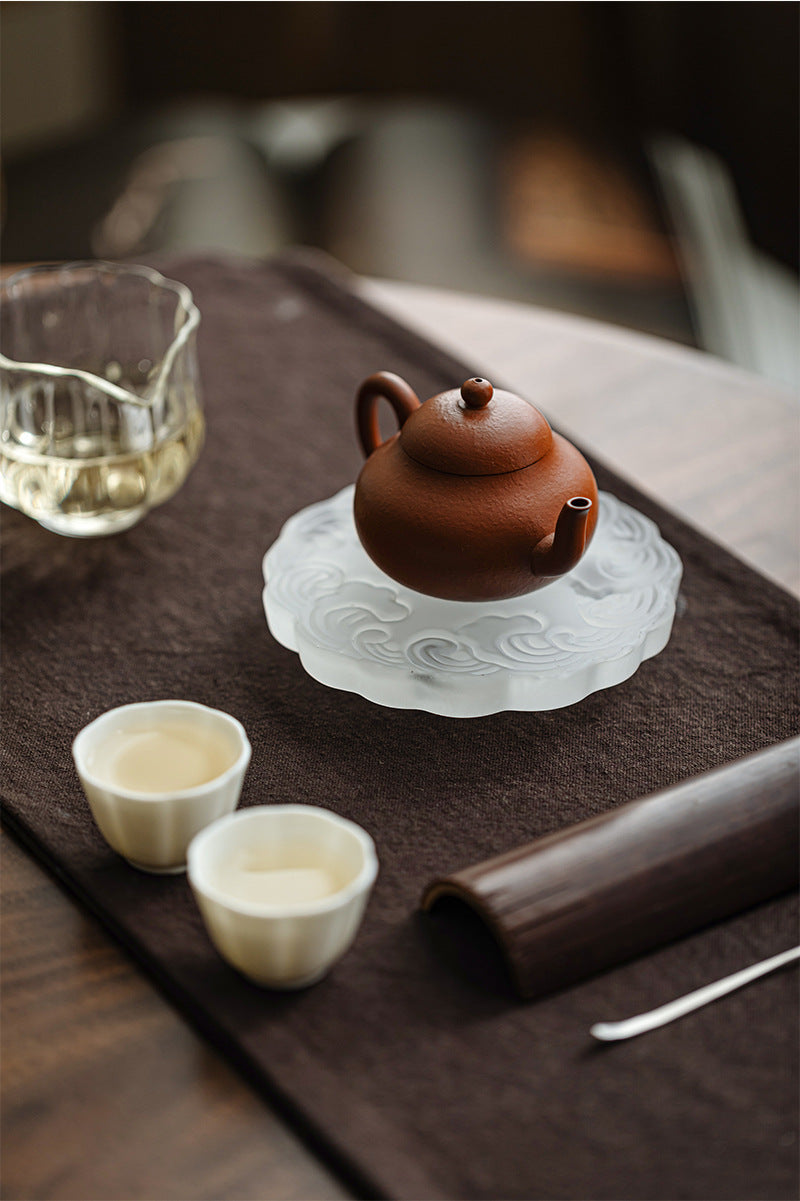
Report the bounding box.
[262,487,682,718]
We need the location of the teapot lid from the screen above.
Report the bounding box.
[400,378,553,476]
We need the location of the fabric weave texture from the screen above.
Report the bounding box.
[2,252,798,1201]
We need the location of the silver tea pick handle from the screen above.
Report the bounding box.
[590,945,800,1042]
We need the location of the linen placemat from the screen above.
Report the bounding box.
[2,251,798,1201]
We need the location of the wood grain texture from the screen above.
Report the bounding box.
[2,271,798,1200]
[0,834,350,1201]
[423,738,800,998]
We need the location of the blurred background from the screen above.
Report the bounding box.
[1,2,798,385]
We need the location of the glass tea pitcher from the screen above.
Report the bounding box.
[0,262,204,537]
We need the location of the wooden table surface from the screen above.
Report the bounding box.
[2,274,798,1201]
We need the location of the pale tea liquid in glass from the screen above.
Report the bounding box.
[0,263,204,537]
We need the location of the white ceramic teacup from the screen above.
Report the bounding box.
[72,700,252,874]
[187,805,379,989]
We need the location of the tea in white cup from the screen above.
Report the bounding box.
[72,701,251,873]
[188,805,379,989]
[89,723,238,794]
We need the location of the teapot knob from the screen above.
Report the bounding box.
[460,378,493,409]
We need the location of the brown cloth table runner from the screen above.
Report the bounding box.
[2,252,798,1201]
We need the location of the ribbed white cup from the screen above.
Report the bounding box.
[72,700,251,873]
[188,805,378,989]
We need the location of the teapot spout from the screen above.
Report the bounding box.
[531,497,593,580]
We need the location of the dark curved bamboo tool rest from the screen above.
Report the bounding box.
[422,737,800,998]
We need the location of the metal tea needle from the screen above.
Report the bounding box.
[590,945,800,1042]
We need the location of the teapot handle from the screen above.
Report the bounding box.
[356,372,420,457]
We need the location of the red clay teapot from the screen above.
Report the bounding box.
[353,371,598,602]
